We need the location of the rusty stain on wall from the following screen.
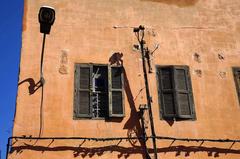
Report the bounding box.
[141,0,199,7]
[59,49,68,74]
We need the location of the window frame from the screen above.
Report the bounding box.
[156,65,196,121]
[233,67,240,105]
[73,63,124,120]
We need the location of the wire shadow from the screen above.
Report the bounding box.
[108,52,147,158]
[10,144,240,158]
[122,68,148,158]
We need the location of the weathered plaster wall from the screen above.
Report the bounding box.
[10,0,240,158]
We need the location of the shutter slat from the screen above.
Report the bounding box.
[162,93,175,116]
[80,67,90,89]
[79,91,90,115]
[112,67,122,89]
[161,68,172,90]
[112,91,123,114]
[178,93,191,115]
[175,69,187,90]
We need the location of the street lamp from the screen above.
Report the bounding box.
[38,6,55,84]
[39,6,55,34]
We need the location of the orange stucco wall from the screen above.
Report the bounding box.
[10,0,240,158]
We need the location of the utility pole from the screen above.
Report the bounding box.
[134,25,158,159]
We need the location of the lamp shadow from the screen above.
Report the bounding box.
[18,78,42,95]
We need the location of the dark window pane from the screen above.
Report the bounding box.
[178,93,191,115]
[112,67,122,89]
[80,68,90,89]
[161,68,172,89]
[93,66,108,91]
[79,91,90,115]
[112,91,123,114]
[163,93,175,115]
[176,69,187,90]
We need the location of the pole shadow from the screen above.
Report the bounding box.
[108,52,147,158]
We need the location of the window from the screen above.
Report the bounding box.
[233,67,240,105]
[156,65,196,120]
[74,64,124,119]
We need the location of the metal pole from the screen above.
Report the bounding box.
[138,29,158,159]
[40,33,46,85]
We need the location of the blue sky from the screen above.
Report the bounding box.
[0,0,23,158]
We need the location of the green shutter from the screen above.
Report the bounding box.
[109,66,124,117]
[233,67,240,105]
[157,66,176,118]
[74,64,92,118]
[174,66,195,119]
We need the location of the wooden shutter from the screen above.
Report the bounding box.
[157,66,176,118]
[74,64,92,118]
[174,66,195,119]
[109,66,124,117]
[233,67,240,104]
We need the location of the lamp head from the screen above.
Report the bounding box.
[38,6,55,34]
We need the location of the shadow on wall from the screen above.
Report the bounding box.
[18,78,42,95]
[10,143,240,158]
[140,0,199,7]
[109,52,147,158]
